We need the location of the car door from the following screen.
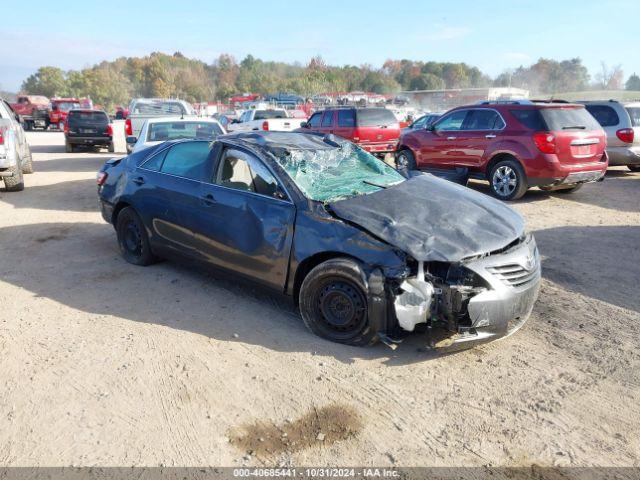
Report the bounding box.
[319,110,335,135]
[303,112,322,134]
[131,141,214,257]
[0,101,26,159]
[417,109,469,168]
[454,108,506,169]
[192,146,296,290]
[333,109,356,140]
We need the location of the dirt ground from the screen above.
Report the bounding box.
[0,131,639,467]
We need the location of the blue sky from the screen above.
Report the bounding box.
[1,0,638,92]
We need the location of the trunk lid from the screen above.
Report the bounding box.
[355,108,400,145]
[328,174,525,262]
[540,106,606,163]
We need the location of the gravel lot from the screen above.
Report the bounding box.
[1,131,639,467]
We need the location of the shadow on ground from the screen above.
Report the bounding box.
[466,169,640,213]
[0,178,98,211]
[0,221,445,366]
[534,225,640,313]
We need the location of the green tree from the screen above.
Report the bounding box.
[409,73,445,91]
[21,67,67,97]
[626,74,640,91]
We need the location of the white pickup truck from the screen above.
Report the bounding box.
[227,108,304,132]
[125,98,197,152]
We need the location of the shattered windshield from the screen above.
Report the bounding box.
[273,143,405,202]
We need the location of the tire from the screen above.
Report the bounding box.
[299,258,377,346]
[108,141,115,153]
[21,146,34,174]
[395,149,417,172]
[488,158,528,200]
[24,120,32,131]
[115,207,157,266]
[3,163,24,192]
[628,165,640,172]
[65,140,74,153]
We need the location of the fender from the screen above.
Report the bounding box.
[482,139,533,170]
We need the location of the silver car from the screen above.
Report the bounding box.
[127,117,226,154]
[0,98,34,191]
[580,100,640,171]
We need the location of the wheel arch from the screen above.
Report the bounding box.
[485,151,523,177]
[111,200,132,225]
[292,251,365,307]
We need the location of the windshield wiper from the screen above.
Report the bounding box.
[562,125,586,129]
[362,180,392,189]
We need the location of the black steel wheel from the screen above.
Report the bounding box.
[115,207,156,266]
[299,258,377,346]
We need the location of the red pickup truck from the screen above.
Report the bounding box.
[49,98,81,130]
[10,95,50,130]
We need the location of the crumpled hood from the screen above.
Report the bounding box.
[328,174,525,262]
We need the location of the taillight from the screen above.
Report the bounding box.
[616,128,634,143]
[64,122,69,134]
[262,120,269,131]
[96,171,108,186]
[106,124,113,136]
[125,118,132,136]
[533,132,557,154]
[0,128,4,145]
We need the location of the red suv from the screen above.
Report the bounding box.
[396,101,608,200]
[299,107,400,155]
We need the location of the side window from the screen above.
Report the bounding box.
[337,109,355,127]
[434,110,468,131]
[308,113,322,128]
[463,109,504,130]
[412,116,426,129]
[159,142,212,181]
[141,148,169,172]
[321,111,334,127]
[585,105,620,127]
[215,148,284,199]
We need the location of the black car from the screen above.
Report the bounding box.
[97,132,540,349]
[65,109,114,153]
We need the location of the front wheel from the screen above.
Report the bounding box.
[115,207,157,266]
[299,258,377,346]
[488,159,528,200]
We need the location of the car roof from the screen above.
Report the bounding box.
[145,116,220,124]
[220,131,345,153]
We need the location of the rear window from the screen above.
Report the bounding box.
[540,107,602,131]
[626,107,640,127]
[68,111,108,123]
[133,102,184,115]
[147,121,223,141]
[509,109,546,130]
[356,108,397,127]
[584,105,620,127]
[254,110,287,120]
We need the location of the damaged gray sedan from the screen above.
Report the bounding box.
[98,131,540,349]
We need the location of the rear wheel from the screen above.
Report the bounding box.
[299,258,377,346]
[3,163,24,192]
[628,165,640,172]
[395,149,416,173]
[115,207,157,266]
[65,140,74,153]
[108,141,115,153]
[489,158,528,200]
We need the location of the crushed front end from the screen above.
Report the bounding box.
[389,234,541,350]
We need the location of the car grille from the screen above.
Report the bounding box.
[487,263,540,288]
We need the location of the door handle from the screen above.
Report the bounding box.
[201,193,216,206]
[447,136,457,140]
[132,176,145,185]
[485,134,497,139]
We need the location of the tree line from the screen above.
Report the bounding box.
[19,52,638,112]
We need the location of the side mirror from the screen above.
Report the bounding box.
[426,124,436,131]
[126,136,137,144]
[300,121,309,128]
